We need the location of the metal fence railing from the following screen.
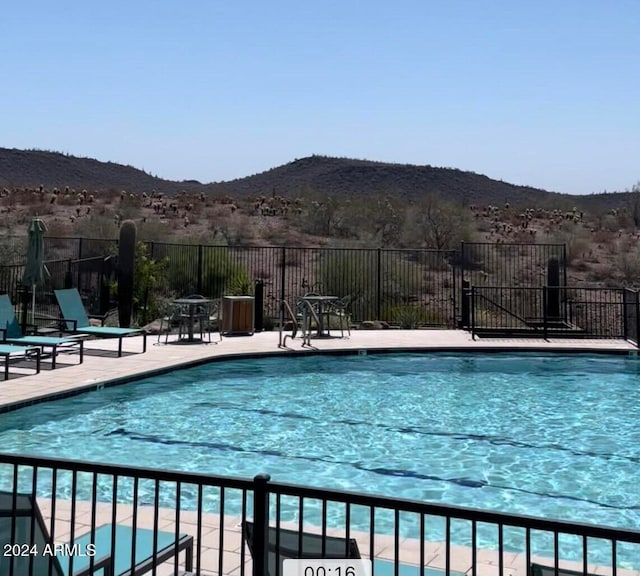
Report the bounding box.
[0,236,573,329]
[460,242,566,287]
[469,286,637,342]
[1,453,639,576]
[623,288,640,346]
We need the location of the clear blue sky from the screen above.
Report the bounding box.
[1,1,638,195]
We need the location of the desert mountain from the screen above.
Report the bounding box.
[0,147,632,211]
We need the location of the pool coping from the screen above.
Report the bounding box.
[0,329,637,414]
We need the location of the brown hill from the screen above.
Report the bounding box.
[0,147,633,211]
[206,155,563,207]
[0,148,203,195]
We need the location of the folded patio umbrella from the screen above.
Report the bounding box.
[21,217,50,329]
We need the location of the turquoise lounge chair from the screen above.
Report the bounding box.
[0,491,194,576]
[0,343,41,380]
[0,294,83,369]
[54,288,147,357]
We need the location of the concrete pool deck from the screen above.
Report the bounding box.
[2,330,639,575]
[0,329,636,411]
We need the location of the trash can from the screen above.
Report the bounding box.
[221,296,255,336]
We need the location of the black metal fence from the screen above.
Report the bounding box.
[1,453,639,576]
[0,236,570,330]
[623,289,640,346]
[0,256,115,331]
[146,244,459,327]
[469,286,639,341]
[460,242,566,287]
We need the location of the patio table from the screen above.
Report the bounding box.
[299,295,339,337]
[172,297,212,342]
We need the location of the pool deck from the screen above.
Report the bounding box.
[0,329,636,411]
[2,330,639,576]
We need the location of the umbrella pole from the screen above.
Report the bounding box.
[32,284,36,328]
[20,286,29,335]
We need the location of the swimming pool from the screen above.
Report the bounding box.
[1,352,639,563]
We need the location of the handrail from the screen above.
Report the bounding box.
[279,300,298,347]
[278,299,317,348]
[471,286,543,337]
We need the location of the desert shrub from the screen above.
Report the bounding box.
[227,268,253,295]
[546,227,589,265]
[45,219,72,238]
[0,236,27,265]
[585,263,615,285]
[318,249,377,321]
[137,220,170,242]
[318,249,424,321]
[614,249,640,287]
[400,195,475,249]
[133,241,169,325]
[162,245,252,298]
[384,303,435,328]
[74,214,119,239]
[0,237,25,296]
[106,241,169,326]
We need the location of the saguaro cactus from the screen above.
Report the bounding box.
[118,219,137,327]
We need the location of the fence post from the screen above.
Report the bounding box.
[279,248,286,334]
[623,289,628,341]
[543,286,548,340]
[451,250,457,327]
[197,245,203,295]
[636,290,640,349]
[376,248,382,320]
[252,474,271,576]
[460,241,466,295]
[470,285,476,340]
[460,280,471,329]
[77,237,84,287]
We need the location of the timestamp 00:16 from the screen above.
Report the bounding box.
[283,559,372,576]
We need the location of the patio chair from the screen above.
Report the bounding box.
[157,301,186,344]
[0,294,84,369]
[0,490,194,576]
[199,298,223,343]
[326,295,352,337]
[54,288,147,356]
[243,521,360,576]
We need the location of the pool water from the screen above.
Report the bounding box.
[1,353,639,564]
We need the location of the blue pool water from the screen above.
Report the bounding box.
[1,353,639,564]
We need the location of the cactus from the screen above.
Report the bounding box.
[117,219,137,327]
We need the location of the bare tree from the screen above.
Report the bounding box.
[401,194,471,250]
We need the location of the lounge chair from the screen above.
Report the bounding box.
[0,294,83,369]
[243,521,361,576]
[0,343,41,380]
[243,522,464,576]
[54,288,147,356]
[0,490,194,576]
